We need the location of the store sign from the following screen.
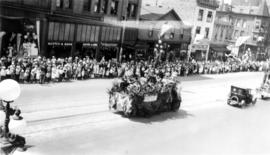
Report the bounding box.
[83,43,98,47]
[48,42,72,46]
[191,44,208,51]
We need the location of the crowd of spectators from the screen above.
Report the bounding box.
[0,56,269,84]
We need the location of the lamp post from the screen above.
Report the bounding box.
[0,80,26,153]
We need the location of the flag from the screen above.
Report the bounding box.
[235,36,251,47]
[160,22,173,37]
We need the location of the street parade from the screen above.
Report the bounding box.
[1,0,270,154]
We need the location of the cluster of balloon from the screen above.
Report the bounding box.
[0,79,21,102]
[154,39,164,55]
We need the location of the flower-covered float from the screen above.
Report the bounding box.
[108,76,182,117]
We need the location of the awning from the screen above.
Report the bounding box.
[210,44,230,53]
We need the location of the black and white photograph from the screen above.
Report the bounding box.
[1,0,270,154]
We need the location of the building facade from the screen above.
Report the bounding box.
[138,6,192,61]
[209,3,234,61]
[160,0,219,61]
[218,0,270,60]
[0,0,141,60]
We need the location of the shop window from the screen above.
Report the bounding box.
[101,0,109,14]
[206,11,213,23]
[196,26,201,34]
[83,0,91,11]
[110,0,119,15]
[94,0,101,13]
[127,3,138,18]
[205,27,209,38]
[56,0,72,9]
[198,9,204,21]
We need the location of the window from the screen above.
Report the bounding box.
[240,31,245,36]
[205,27,209,38]
[148,25,153,37]
[220,28,224,40]
[83,0,91,11]
[56,0,72,9]
[253,34,258,41]
[198,9,204,21]
[233,30,239,39]
[236,19,241,27]
[255,21,260,30]
[242,19,247,28]
[127,3,137,18]
[94,0,101,13]
[206,11,213,23]
[196,26,201,34]
[249,9,254,14]
[170,32,174,39]
[101,0,108,14]
[110,0,119,15]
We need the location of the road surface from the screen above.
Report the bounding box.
[8,72,270,155]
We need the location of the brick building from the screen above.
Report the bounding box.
[0,0,141,60]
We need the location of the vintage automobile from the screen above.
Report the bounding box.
[257,71,270,99]
[108,77,182,117]
[227,86,257,108]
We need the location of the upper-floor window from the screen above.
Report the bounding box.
[83,0,91,11]
[242,19,247,28]
[255,21,261,30]
[236,19,241,27]
[233,30,239,39]
[110,0,119,15]
[93,0,101,13]
[205,27,209,38]
[127,3,137,18]
[206,11,213,23]
[56,0,72,9]
[148,25,154,37]
[101,0,109,14]
[198,9,204,21]
[196,26,201,34]
[240,31,245,36]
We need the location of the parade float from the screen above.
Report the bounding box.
[108,76,182,117]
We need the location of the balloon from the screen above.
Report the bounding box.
[0,79,21,102]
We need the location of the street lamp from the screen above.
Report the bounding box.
[0,79,26,153]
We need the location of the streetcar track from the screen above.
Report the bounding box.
[23,102,107,113]
[27,110,109,124]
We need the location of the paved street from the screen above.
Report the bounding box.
[11,72,270,155]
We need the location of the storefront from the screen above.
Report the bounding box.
[0,17,39,57]
[209,44,230,61]
[190,44,209,61]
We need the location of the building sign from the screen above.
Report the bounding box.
[191,44,209,51]
[48,42,72,46]
[83,43,98,47]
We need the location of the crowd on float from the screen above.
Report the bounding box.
[0,55,269,84]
